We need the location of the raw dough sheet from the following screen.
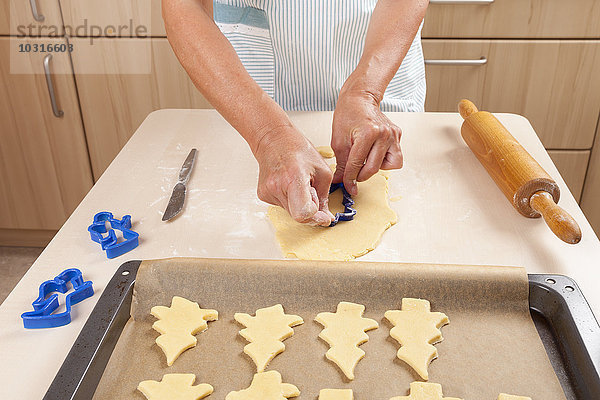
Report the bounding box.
[92,258,566,400]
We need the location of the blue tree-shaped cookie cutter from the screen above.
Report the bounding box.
[21,268,94,329]
[329,183,357,227]
[88,212,139,259]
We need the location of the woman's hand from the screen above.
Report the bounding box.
[331,89,403,196]
[255,126,335,226]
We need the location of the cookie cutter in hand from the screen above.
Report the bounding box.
[329,183,357,227]
[88,212,139,259]
[21,268,94,329]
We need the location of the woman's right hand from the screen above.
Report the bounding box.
[254,126,335,226]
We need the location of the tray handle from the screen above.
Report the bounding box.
[529,274,600,398]
[43,260,141,400]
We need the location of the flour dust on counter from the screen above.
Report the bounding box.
[267,170,397,260]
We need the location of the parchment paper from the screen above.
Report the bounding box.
[93,258,566,399]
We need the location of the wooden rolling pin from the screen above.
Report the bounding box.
[458,99,582,244]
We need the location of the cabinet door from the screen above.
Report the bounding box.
[60,0,165,37]
[0,38,93,229]
[581,126,600,235]
[547,150,590,203]
[71,38,212,178]
[0,0,63,35]
[423,40,600,149]
[423,0,600,39]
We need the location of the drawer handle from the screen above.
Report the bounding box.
[429,0,494,4]
[425,57,488,66]
[43,54,64,118]
[29,0,45,22]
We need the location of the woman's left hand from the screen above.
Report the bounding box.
[331,89,404,196]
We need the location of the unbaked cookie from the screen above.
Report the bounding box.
[137,373,213,400]
[268,169,397,261]
[151,296,218,366]
[234,304,303,372]
[385,298,449,380]
[226,370,299,400]
[315,302,378,380]
[390,381,462,400]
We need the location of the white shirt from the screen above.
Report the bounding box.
[214,0,426,112]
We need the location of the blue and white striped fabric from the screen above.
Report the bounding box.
[213,0,426,112]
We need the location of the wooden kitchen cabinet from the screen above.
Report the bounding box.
[0,37,93,235]
[70,38,211,179]
[423,0,600,39]
[60,0,165,37]
[547,150,590,203]
[0,0,63,35]
[422,39,600,149]
[581,125,600,236]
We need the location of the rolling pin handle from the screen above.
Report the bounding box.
[458,99,479,119]
[530,191,582,244]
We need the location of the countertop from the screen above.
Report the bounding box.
[1,110,598,399]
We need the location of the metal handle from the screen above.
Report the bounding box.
[43,54,64,118]
[29,0,45,22]
[425,57,488,66]
[429,0,494,4]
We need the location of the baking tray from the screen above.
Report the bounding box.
[45,260,600,400]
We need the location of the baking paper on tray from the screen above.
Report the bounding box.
[93,258,566,399]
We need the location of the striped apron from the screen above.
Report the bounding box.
[214,0,426,112]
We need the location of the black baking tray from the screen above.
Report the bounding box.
[44,260,600,400]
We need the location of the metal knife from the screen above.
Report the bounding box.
[162,148,198,221]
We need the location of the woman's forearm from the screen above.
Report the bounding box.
[343,0,429,101]
[162,0,293,154]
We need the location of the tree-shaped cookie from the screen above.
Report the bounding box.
[225,370,300,400]
[137,373,213,400]
[498,395,531,400]
[319,388,354,400]
[385,298,449,380]
[234,304,303,372]
[390,381,462,400]
[151,296,218,366]
[315,302,378,380]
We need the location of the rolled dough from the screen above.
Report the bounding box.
[268,171,397,260]
[316,146,335,158]
[498,395,532,400]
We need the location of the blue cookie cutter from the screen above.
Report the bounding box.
[329,183,357,227]
[88,212,139,259]
[21,268,94,329]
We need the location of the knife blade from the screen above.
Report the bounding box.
[162,148,197,221]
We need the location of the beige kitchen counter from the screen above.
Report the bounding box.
[0,110,598,399]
